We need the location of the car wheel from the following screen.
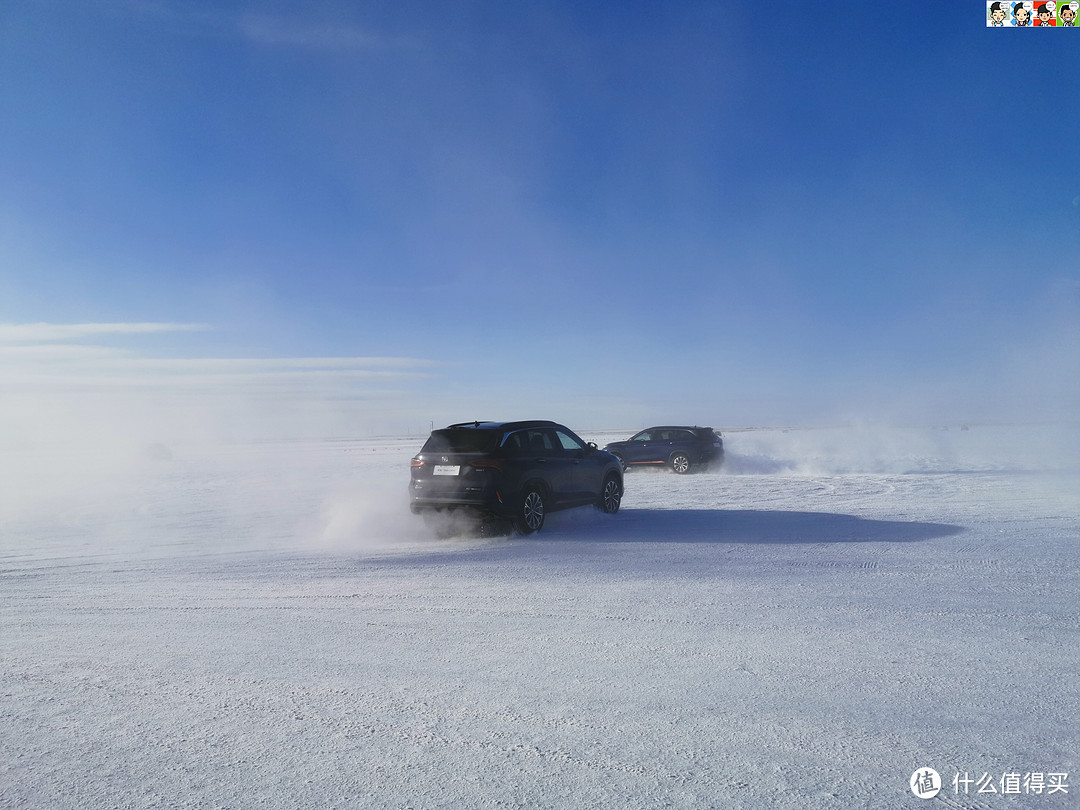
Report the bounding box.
[514,487,546,535]
[597,474,622,514]
[670,453,691,474]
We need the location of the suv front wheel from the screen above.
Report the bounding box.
[597,475,622,514]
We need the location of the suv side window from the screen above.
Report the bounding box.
[555,430,585,452]
[503,431,528,455]
[524,428,558,455]
[631,430,653,442]
[674,430,696,442]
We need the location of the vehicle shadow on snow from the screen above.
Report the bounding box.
[542,508,963,544]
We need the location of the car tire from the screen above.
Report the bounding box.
[670,453,691,474]
[514,487,546,535]
[611,453,627,472]
[597,474,622,514]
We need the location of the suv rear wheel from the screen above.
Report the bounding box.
[514,487,546,534]
[670,453,691,474]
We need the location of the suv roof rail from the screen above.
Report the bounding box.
[444,419,560,430]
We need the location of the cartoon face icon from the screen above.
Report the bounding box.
[1013,1,1032,22]
[1037,4,1054,21]
[991,2,1009,21]
[1061,4,1077,22]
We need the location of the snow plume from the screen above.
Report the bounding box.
[309,450,516,549]
[310,476,426,550]
[0,435,429,558]
[997,276,1080,424]
[0,321,443,555]
[719,423,1079,476]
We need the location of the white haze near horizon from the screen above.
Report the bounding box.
[0,303,1076,539]
[2,287,1078,445]
[2,417,1077,563]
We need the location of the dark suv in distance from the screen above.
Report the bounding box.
[409,420,624,535]
[603,426,724,474]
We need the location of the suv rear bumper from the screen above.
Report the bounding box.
[408,480,510,517]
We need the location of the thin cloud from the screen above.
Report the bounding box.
[4,369,430,392]
[0,344,132,361]
[134,357,439,371]
[0,322,211,344]
[0,322,440,400]
[113,2,412,52]
[237,15,415,52]
[1,349,437,375]
[0,321,445,445]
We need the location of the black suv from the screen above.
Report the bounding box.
[409,421,624,534]
[603,426,724,474]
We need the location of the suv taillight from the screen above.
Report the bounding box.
[410,458,424,468]
[469,459,503,473]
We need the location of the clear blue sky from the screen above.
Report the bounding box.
[1,1,1078,437]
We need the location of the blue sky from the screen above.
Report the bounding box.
[1,1,1078,438]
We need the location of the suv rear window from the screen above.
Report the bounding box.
[421,429,498,454]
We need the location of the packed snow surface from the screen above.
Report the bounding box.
[2,425,1078,809]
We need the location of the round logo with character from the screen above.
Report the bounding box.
[910,768,942,799]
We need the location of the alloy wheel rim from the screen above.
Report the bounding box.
[524,491,544,530]
[604,480,621,510]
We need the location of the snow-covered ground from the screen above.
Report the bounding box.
[2,424,1078,809]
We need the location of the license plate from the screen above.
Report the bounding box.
[433,465,460,476]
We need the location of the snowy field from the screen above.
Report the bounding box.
[2,424,1078,809]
